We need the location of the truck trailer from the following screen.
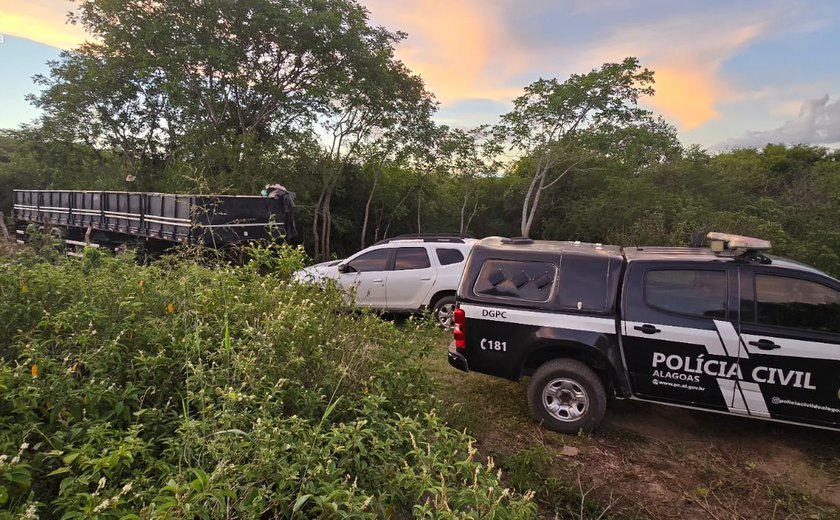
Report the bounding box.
[12,188,296,254]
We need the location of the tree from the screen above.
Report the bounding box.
[356,89,438,250]
[313,58,436,259]
[0,128,124,213]
[585,116,682,172]
[32,0,403,190]
[497,57,657,237]
[429,126,502,235]
[31,45,173,187]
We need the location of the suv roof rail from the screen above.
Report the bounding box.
[373,233,474,245]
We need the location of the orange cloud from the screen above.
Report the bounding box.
[645,65,723,130]
[0,0,87,49]
[586,21,765,131]
[362,0,522,103]
[652,25,762,130]
[363,1,778,134]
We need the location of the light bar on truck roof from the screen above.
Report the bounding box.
[706,232,771,253]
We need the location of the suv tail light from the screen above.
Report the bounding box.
[453,307,466,349]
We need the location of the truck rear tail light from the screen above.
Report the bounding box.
[453,307,466,349]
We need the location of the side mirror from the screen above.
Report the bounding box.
[337,263,349,274]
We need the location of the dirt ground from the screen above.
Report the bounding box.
[427,336,840,519]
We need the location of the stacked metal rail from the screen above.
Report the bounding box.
[13,189,296,246]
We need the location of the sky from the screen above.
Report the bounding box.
[1,0,839,151]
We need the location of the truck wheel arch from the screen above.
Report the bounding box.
[521,342,620,396]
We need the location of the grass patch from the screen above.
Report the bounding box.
[423,332,530,435]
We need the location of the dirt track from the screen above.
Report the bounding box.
[583,400,840,518]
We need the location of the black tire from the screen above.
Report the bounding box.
[431,295,457,330]
[527,358,607,434]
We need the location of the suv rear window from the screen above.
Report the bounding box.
[436,248,464,266]
[474,260,556,302]
[645,269,727,318]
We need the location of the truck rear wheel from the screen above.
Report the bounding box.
[527,358,606,434]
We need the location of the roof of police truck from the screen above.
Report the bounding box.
[475,236,836,280]
[474,236,622,258]
[622,246,728,263]
[622,246,835,279]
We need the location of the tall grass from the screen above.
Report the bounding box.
[0,244,535,518]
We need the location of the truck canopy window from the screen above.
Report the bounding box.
[474,260,556,302]
[557,254,610,311]
[645,269,726,318]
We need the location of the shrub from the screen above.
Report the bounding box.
[0,246,535,518]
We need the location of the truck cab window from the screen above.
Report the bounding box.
[754,275,840,333]
[645,269,727,318]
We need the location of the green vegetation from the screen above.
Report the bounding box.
[0,246,535,518]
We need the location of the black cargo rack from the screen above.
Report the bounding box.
[13,189,296,246]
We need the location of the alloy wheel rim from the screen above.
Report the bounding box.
[542,378,589,422]
[437,303,456,329]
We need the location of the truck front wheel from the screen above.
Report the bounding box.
[527,358,606,434]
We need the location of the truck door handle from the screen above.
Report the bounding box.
[749,339,780,350]
[420,276,432,281]
[634,324,661,334]
[372,278,383,283]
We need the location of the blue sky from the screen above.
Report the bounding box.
[2,0,839,150]
[0,36,61,129]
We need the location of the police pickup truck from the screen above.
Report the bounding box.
[448,233,840,433]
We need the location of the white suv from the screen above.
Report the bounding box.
[293,235,476,328]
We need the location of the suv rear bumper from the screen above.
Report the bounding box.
[447,341,469,372]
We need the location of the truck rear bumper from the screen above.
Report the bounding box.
[447,341,469,372]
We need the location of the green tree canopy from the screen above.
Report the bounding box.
[31,0,406,190]
[497,57,676,237]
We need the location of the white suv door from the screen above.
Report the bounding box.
[340,248,390,308]
[385,246,436,311]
